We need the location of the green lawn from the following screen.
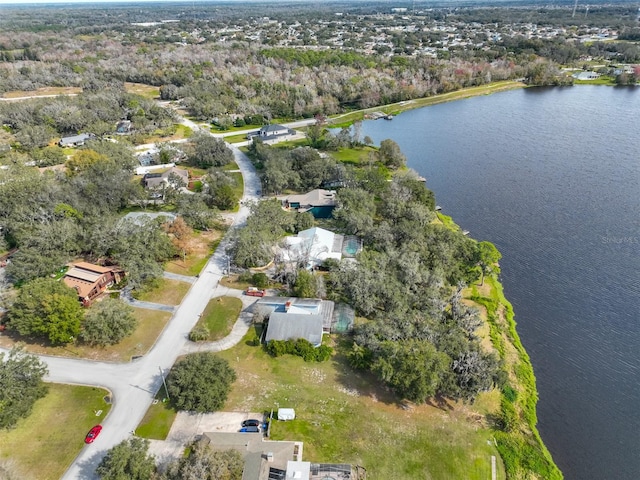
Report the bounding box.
[330,146,377,165]
[223,133,250,144]
[133,278,190,305]
[136,395,177,440]
[215,331,505,480]
[191,296,243,341]
[0,384,112,480]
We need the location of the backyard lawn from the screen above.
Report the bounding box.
[216,330,506,480]
[0,384,111,480]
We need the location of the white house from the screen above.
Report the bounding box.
[279,227,343,269]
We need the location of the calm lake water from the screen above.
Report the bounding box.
[359,86,640,480]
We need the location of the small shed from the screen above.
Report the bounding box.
[277,408,295,421]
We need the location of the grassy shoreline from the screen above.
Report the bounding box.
[327,80,526,127]
[470,276,563,479]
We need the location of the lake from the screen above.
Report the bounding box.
[359,85,640,480]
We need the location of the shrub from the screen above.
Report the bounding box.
[252,272,269,288]
[265,338,332,362]
[189,325,210,342]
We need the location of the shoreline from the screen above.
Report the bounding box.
[438,211,561,477]
[327,80,526,127]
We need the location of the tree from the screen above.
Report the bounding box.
[176,194,219,231]
[166,352,236,412]
[7,278,83,344]
[65,149,111,176]
[189,133,234,168]
[81,298,138,346]
[475,241,501,286]
[162,440,243,480]
[95,437,156,480]
[111,217,175,286]
[371,339,450,403]
[292,269,318,298]
[205,171,239,211]
[0,346,48,429]
[333,188,376,237]
[378,139,406,169]
[164,216,193,262]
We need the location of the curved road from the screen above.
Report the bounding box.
[1,143,261,479]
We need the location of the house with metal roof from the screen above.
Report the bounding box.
[255,296,335,333]
[63,262,124,306]
[265,313,324,347]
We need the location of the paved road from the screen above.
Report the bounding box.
[0,116,263,479]
[59,138,261,480]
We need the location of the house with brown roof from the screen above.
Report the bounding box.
[63,262,124,306]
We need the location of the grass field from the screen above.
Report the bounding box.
[330,146,377,165]
[0,384,111,480]
[125,82,160,99]
[136,395,177,440]
[216,330,505,480]
[133,278,190,305]
[192,296,243,341]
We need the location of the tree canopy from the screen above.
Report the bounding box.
[7,278,84,345]
[166,353,236,413]
[161,440,243,480]
[81,298,138,346]
[95,437,156,480]
[0,346,48,429]
[189,133,234,168]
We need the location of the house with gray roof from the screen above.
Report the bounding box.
[202,433,362,480]
[247,124,295,144]
[283,189,336,218]
[142,166,189,190]
[265,313,324,347]
[59,133,94,147]
[255,296,335,333]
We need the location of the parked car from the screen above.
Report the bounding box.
[85,425,102,444]
[245,287,265,297]
[242,419,261,428]
[239,426,260,433]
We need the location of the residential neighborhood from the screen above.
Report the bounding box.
[3,1,633,479]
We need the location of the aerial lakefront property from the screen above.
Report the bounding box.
[12,0,640,478]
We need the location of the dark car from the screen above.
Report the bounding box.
[85,425,102,444]
[239,426,260,433]
[242,419,261,428]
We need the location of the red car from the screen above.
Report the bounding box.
[85,425,102,444]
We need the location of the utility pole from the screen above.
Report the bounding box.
[159,366,170,400]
